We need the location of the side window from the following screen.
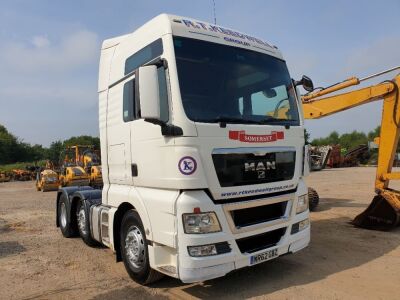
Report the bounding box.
[123,79,135,122]
[157,67,169,122]
[125,39,163,75]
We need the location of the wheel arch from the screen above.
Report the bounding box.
[112,198,153,262]
[113,202,135,262]
[56,186,95,227]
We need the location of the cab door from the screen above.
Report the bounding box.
[106,75,135,185]
[129,65,172,187]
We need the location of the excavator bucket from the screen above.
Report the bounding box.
[352,190,400,231]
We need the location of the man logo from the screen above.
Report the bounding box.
[244,161,276,179]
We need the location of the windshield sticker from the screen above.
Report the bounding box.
[181,19,273,49]
[229,130,284,143]
[178,156,197,175]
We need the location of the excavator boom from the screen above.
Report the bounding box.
[302,69,400,230]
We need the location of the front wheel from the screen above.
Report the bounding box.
[120,210,163,285]
[308,187,320,211]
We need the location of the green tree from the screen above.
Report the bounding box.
[47,141,63,163]
[367,126,381,140]
[0,124,20,164]
[311,131,340,146]
[339,131,367,150]
[63,135,100,150]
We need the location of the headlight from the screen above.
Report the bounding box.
[182,212,221,234]
[296,194,309,214]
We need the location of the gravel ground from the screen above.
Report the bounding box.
[0,167,399,300]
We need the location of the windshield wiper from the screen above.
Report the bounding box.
[258,117,297,129]
[215,116,260,123]
[259,117,295,123]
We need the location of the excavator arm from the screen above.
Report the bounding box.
[301,69,400,230]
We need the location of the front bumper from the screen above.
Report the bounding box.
[175,182,310,283]
[178,225,309,283]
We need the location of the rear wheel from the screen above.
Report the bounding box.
[58,194,78,237]
[76,200,99,247]
[120,210,163,285]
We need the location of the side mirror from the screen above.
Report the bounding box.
[138,65,161,121]
[295,75,314,92]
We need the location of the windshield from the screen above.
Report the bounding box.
[173,37,300,125]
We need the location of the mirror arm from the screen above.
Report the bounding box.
[144,57,168,69]
[161,123,183,136]
[292,79,301,86]
[144,119,183,137]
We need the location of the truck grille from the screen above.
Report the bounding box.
[236,227,286,253]
[212,150,296,187]
[231,201,288,228]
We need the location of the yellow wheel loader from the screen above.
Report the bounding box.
[298,66,400,230]
[36,169,59,192]
[80,146,103,188]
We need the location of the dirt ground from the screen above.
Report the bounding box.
[0,167,399,300]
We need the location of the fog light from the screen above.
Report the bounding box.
[291,218,310,234]
[188,244,218,257]
[299,218,309,231]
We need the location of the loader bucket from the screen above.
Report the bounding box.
[352,191,400,231]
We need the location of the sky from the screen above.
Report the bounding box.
[0,0,399,146]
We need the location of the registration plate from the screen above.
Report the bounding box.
[250,248,278,265]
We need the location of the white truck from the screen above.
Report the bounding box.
[56,14,312,285]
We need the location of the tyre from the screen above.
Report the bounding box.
[120,210,163,285]
[58,194,78,238]
[308,187,320,211]
[76,200,99,247]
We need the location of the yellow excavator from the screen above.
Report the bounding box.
[298,66,400,231]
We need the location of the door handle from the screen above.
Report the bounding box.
[131,164,138,177]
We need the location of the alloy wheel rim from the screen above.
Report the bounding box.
[60,202,67,228]
[124,226,146,269]
[77,205,87,235]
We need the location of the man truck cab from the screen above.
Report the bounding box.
[56,14,311,284]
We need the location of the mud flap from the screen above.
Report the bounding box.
[352,191,400,231]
